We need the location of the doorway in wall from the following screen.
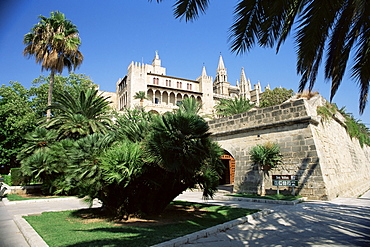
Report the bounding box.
[219,152,235,185]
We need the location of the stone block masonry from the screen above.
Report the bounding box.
[208,95,370,200]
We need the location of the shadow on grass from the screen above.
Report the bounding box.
[27,201,258,247]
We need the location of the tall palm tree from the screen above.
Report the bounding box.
[154,0,370,114]
[23,11,83,119]
[46,88,112,139]
[215,96,255,117]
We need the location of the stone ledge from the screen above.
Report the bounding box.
[151,208,274,247]
[210,116,319,137]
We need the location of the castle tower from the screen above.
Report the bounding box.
[197,65,214,115]
[214,55,230,95]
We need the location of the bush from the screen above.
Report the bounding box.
[10,168,23,186]
[1,175,12,185]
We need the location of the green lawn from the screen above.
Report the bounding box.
[6,194,73,201]
[228,193,302,201]
[25,201,259,247]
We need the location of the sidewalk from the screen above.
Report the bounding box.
[173,190,370,246]
[0,197,101,247]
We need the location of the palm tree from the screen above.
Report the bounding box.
[46,88,112,139]
[134,91,147,107]
[249,142,284,196]
[23,11,83,120]
[177,97,202,115]
[215,97,255,117]
[154,0,370,114]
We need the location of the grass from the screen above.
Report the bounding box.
[5,194,73,201]
[24,201,259,247]
[228,193,302,201]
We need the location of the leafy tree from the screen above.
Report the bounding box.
[45,88,113,139]
[154,0,370,114]
[0,82,38,173]
[259,87,294,108]
[30,73,96,117]
[215,96,255,117]
[24,11,83,119]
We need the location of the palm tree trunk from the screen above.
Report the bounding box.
[259,169,266,196]
[46,71,55,121]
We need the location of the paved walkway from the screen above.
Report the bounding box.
[0,197,101,247]
[0,190,369,246]
[175,191,370,246]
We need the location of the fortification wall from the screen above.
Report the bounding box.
[208,96,370,200]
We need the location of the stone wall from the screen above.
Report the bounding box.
[208,95,370,200]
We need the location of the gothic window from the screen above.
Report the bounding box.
[168,80,171,87]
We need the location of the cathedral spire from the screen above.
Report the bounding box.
[217,54,226,71]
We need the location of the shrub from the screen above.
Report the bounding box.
[0,174,11,185]
[10,168,23,186]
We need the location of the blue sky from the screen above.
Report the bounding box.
[0,0,368,124]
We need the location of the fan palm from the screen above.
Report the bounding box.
[23,11,83,119]
[46,88,112,139]
[154,0,370,114]
[17,127,58,161]
[215,96,255,117]
[134,91,147,107]
[250,142,283,195]
[177,97,202,115]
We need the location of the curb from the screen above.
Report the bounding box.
[151,208,273,247]
[2,196,78,205]
[213,195,307,205]
[13,214,49,247]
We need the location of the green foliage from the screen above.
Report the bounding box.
[0,82,38,170]
[23,11,83,74]
[215,96,255,117]
[1,175,12,185]
[133,91,147,101]
[259,87,294,108]
[339,108,370,147]
[17,88,223,217]
[10,168,23,186]
[177,97,202,115]
[249,142,283,169]
[29,73,97,117]
[45,87,112,139]
[317,102,338,122]
[317,104,370,147]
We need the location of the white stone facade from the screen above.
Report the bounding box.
[103,52,268,115]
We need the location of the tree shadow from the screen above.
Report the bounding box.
[62,202,257,247]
